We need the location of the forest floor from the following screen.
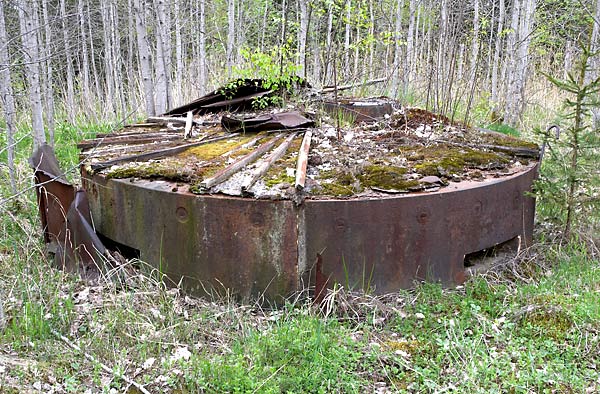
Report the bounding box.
[1,120,599,393]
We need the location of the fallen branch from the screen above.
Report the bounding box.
[294,130,312,190]
[147,116,203,126]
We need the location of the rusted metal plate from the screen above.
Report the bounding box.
[30,144,76,250]
[81,163,537,301]
[30,145,107,276]
[82,169,300,302]
[303,164,537,295]
[321,100,394,123]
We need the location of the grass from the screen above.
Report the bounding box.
[1,110,599,392]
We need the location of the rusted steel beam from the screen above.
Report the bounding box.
[147,116,202,126]
[199,134,283,191]
[78,133,182,150]
[90,133,239,171]
[241,132,298,194]
[294,129,312,191]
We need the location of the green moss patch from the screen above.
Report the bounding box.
[408,145,509,176]
[357,164,419,191]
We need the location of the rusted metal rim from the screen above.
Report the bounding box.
[82,162,537,303]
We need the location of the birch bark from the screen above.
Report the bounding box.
[134,0,156,116]
[41,0,55,146]
[199,0,207,94]
[226,0,235,77]
[0,0,17,192]
[60,0,75,121]
[18,0,46,151]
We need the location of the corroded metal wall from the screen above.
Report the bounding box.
[82,163,537,302]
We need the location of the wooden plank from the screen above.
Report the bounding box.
[199,134,284,191]
[241,132,298,194]
[294,129,312,190]
[184,111,194,139]
[90,133,239,172]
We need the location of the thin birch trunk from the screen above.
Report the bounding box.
[87,0,102,107]
[391,0,403,97]
[175,0,183,103]
[0,0,17,192]
[41,0,55,146]
[503,0,520,124]
[344,0,351,73]
[18,0,46,151]
[324,2,333,85]
[154,0,172,114]
[60,0,75,122]
[134,0,155,116]
[368,0,374,78]
[298,0,309,78]
[78,0,91,107]
[405,0,416,93]
[491,0,505,106]
[469,0,480,83]
[102,2,116,114]
[226,0,235,77]
[199,0,207,94]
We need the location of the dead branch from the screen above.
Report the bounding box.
[294,129,312,190]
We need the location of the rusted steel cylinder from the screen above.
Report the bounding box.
[82,162,537,302]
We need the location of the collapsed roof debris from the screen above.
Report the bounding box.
[78,77,539,203]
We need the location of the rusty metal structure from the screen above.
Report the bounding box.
[32,79,540,302]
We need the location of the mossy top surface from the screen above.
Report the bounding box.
[80,105,539,200]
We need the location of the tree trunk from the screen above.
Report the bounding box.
[78,0,91,108]
[469,0,480,83]
[40,0,55,146]
[588,0,600,129]
[174,0,183,104]
[134,0,156,116]
[344,0,351,73]
[18,0,46,151]
[102,2,116,114]
[491,0,505,107]
[298,0,309,78]
[154,0,172,114]
[226,0,235,77]
[60,0,75,122]
[0,0,17,192]
[199,0,207,94]
[391,0,403,97]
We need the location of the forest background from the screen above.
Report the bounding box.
[1,0,600,392]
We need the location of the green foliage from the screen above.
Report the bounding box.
[231,46,303,109]
[535,47,600,238]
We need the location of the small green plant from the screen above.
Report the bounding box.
[230,46,304,109]
[535,46,600,239]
